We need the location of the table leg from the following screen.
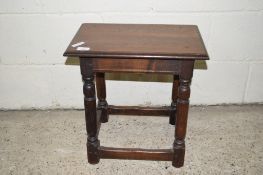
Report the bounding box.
[173,61,194,167]
[96,73,109,123]
[169,75,179,125]
[80,59,100,164]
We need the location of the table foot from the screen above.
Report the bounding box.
[87,138,100,164]
[172,140,185,167]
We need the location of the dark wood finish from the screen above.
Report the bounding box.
[96,73,109,123]
[92,58,181,74]
[108,105,171,116]
[64,23,209,168]
[169,75,179,125]
[96,110,101,135]
[80,58,100,164]
[99,147,173,161]
[173,61,194,167]
[64,23,208,60]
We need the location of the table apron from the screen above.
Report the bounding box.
[87,58,182,74]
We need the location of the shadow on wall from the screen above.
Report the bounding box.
[65,57,207,82]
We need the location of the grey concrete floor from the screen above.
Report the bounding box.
[0,105,262,175]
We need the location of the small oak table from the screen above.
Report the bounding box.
[64,23,209,168]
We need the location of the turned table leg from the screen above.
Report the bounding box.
[169,75,179,125]
[80,59,100,164]
[173,61,194,167]
[96,73,109,123]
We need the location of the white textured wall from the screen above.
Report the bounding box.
[0,1,263,109]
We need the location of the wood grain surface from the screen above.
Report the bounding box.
[64,23,209,60]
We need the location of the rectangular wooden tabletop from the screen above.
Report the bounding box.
[64,23,209,60]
